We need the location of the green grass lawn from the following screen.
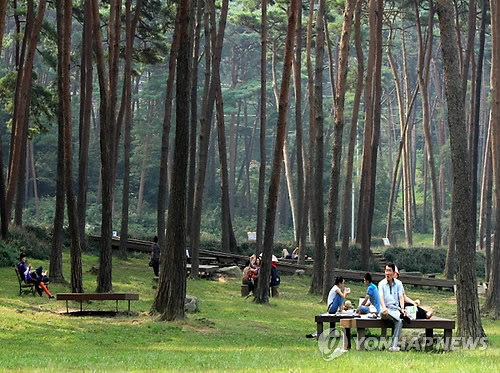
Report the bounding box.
[1,251,499,372]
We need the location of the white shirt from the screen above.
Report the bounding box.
[327,285,341,307]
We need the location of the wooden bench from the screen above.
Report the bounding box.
[14,267,35,296]
[56,293,139,313]
[314,313,359,338]
[340,316,455,351]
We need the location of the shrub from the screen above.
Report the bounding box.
[7,225,52,260]
[0,240,18,267]
[383,246,486,278]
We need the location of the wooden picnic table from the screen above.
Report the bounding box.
[186,264,219,278]
[315,312,358,340]
[340,316,455,351]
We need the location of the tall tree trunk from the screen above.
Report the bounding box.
[93,0,119,293]
[436,0,486,337]
[303,0,316,249]
[119,0,143,258]
[157,10,181,264]
[309,0,325,295]
[415,0,441,247]
[228,47,238,216]
[292,2,305,263]
[186,0,203,244]
[323,0,356,301]
[29,142,39,221]
[479,128,492,282]
[137,132,151,215]
[6,0,46,221]
[470,0,487,247]
[50,35,66,283]
[256,0,267,255]
[152,0,191,321]
[215,80,235,253]
[190,0,229,276]
[340,0,363,269]
[484,0,500,319]
[255,0,297,304]
[58,0,83,293]
[357,0,383,269]
[14,123,28,226]
[77,0,93,253]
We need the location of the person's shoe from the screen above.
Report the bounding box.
[306,331,317,338]
[49,295,55,299]
[426,310,433,319]
[388,346,401,352]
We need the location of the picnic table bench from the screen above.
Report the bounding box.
[56,293,139,313]
[314,312,358,338]
[340,316,455,351]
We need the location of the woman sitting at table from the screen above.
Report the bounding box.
[327,276,350,313]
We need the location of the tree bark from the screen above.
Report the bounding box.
[190,0,229,276]
[119,0,143,259]
[152,0,191,321]
[93,0,118,293]
[470,0,487,247]
[255,0,297,304]
[157,10,181,263]
[436,0,486,337]
[484,0,500,319]
[340,0,363,269]
[256,0,267,256]
[137,131,151,215]
[58,0,83,293]
[357,0,383,270]
[415,0,441,247]
[292,2,305,262]
[187,0,203,245]
[323,0,356,301]
[77,0,93,253]
[309,0,325,295]
[6,0,46,222]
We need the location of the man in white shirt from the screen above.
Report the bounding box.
[378,262,406,351]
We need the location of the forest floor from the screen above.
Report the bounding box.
[0,251,499,372]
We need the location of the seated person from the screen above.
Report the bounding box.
[327,276,350,313]
[281,247,300,260]
[395,266,432,319]
[270,257,280,287]
[357,272,381,314]
[378,262,405,351]
[242,260,257,293]
[17,253,53,298]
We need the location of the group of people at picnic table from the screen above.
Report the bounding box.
[326,262,433,351]
[241,254,280,293]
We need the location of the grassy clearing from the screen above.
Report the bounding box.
[1,251,499,372]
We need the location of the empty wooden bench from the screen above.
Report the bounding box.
[340,316,455,351]
[56,293,139,313]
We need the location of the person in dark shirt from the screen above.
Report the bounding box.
[17,253,53,298]
[151,236,161,277]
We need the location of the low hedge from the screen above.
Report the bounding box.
[383,246,485,278]
[6,225,52,261]
[0,240,18,267]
